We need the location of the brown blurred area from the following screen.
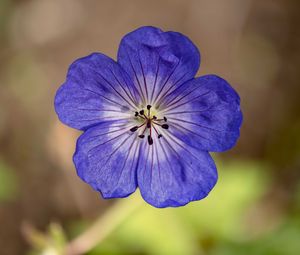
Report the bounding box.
[0,0,299,254]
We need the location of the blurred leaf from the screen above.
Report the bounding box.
[176,159,271,241]
[115,206,197,255]
[212,217,300,255]
[67,220,90,240]
[49,223,67,252]
[0,0,12,41]
[0,159,18,201]
[87,159,270,255]
[25,222,67,255]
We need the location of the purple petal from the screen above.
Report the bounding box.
[161,75,242,152]
[54,53,140,130]
[137,136,217,208]
[73,122,140,198]
[117,26,200,106]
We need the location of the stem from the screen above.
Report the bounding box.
[66,194,143,255]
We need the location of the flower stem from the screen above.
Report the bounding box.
[66,194,143,255]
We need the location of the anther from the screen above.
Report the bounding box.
[138,135,145,138]
[148,135,153,145]
[164,117,167,122]
[139,109,144,115]
[130,126,139,132]
[134,111,139,117]
[161,124,169,129]
[153,116,157,120]
[147,105,152,110]
[158,134,163,139]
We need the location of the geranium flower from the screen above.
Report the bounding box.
[54,26,242,208]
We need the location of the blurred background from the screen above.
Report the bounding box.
[0,0,300,254]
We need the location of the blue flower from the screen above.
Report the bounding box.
[54,26,242,208]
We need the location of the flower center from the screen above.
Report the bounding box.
[129,105,169,145]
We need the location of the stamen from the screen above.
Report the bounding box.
[147,135,153,145]
[135,111,139,117]
[147,105,151,118]
[139,109,148,119]
[140,124,147,137]
[154,116,167,122]
[129,123,145,132]
[138,135,145,138]
[152,124,162,139]
[130,126,139,132]
[153,122,168,128]
[152,116,157,120]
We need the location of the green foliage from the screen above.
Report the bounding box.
[0,159,18,201]
[28,159,300,255]
[87,159,272,255]
[212,217,300,255]
[25,223,67,255]
[0,0,11,41]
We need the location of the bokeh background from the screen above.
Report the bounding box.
[0,0,300,254]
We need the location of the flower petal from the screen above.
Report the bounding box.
[54,53,140,130]
[73,121,140,198]
[117,26,200,106]
[161,75,242,152]
[137,136,217,208]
